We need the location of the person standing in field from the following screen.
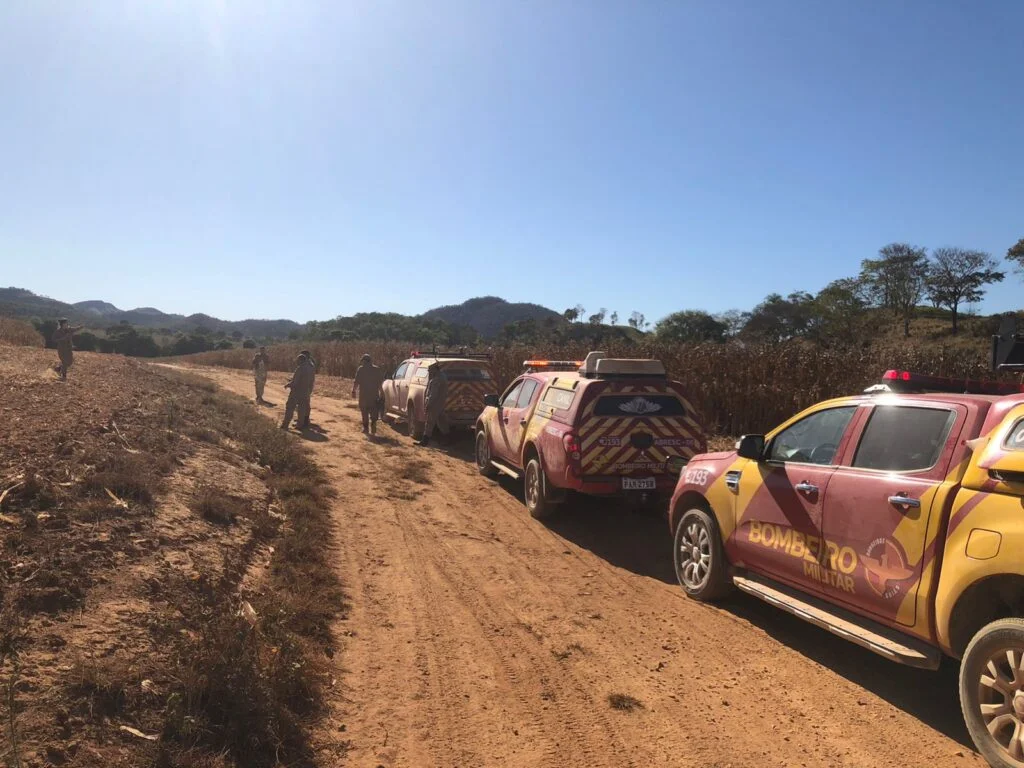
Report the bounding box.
[252,345,270,404]
[418,363,450,447]
[351,353,385,435]
[281,351,316,431]
[51,318,83,381]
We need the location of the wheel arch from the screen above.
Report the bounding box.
[947,574,1024,658]
[669,491,712,536]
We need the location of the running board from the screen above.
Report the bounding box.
[733,574,942,670]
[490,461,521,480]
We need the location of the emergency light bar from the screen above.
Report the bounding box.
[874,369,1024,396]
[523,360,583,372]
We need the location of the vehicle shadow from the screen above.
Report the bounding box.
[543,499,974,750]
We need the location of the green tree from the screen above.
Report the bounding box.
[628,311,647,331]
[1007,238,1024,274]
[860,243,929,337]
[742,292,814,342]
[562,307,579,323]
[242,339,257,349]
[655,310,727,343]
[588,308,607,325]
[924,247,1004,334]
[810,278,871,341]
[609,311,619,326]
[715,309,749,338]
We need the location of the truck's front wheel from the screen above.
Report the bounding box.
[960,618,1024,768]
[673,508,732,602]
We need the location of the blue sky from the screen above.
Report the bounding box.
[2,0,1022,323]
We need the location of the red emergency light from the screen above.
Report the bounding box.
[523,360,583,371]
[879,370,1024,396]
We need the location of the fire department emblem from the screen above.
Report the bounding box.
[862,538,915,599]
[618,397,662,415]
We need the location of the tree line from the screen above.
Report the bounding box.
[653,241,1018,344]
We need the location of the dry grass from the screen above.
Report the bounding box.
[0,317,43,347]
[607,692,643,711]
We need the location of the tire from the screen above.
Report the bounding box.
[524,458,557,520]
[408,402,424,440]
[476,430,498,477]
[673,507,732,601]
[959,618,1024,768]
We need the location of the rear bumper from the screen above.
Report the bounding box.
[555,470,678,497]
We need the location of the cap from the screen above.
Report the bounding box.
[299,349,311,357]
[361,353,371,362]
[59,317,69,323]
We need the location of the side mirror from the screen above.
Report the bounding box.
[736,434,766,461]
[483,394,500,408]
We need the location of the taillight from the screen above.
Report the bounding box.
[563,432,581,461]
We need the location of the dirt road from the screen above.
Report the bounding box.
[188,365,982,768]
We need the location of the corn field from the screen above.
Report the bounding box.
[184,340,999,436]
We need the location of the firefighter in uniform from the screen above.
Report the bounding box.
[52,318,83,381]
[252,346,270,403]
[281,351,316,430]
[418,363,450,446]
[351,353,385,435]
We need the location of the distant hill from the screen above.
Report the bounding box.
[422,296,566,339]
[0,287,302,340]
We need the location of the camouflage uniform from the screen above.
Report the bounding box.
[51,322,82,380]
[420,367,450,445]
[252,350,270,402]
[281,355,316,430]
[352,360,385,434]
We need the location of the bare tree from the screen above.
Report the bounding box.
[925,247,1004,334]
[860,243,929,337]
[574,304,586,324]
[628,311,647,331]
[609,311,619,326]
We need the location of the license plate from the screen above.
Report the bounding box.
[622,477,656,491]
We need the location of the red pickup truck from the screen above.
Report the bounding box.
[669,369,1024,767]
[475,352,705,518]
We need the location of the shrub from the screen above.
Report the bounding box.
[0,317,44,347]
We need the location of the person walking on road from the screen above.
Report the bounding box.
[252,346,270,404]
[51,318,83,381]
[351,353,385,435]
[281,351,316,430]
[418,363,450,447]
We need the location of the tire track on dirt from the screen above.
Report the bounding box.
[177,364,986,768]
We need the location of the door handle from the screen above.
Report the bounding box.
[889,494,921,509]
[795,482,818,494]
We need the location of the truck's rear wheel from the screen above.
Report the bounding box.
[408,402,424,440]
[960,618,1024,768]
[524,458,557,519]
[476,431,498,477]
[673,508,732,601]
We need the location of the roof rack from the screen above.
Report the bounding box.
[867,369,1024,397]
[992,317,1024,372]
[415,345,492,361]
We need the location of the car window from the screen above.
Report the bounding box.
[542,387,576,410]
[1003,418,1024,451]
[415,367,429,381]
[393,363,408,379]
[517,379,540,408]
[853,406,956,472]
[501,381,524,408]
[768,406,856,465]
[446,367,492,381]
